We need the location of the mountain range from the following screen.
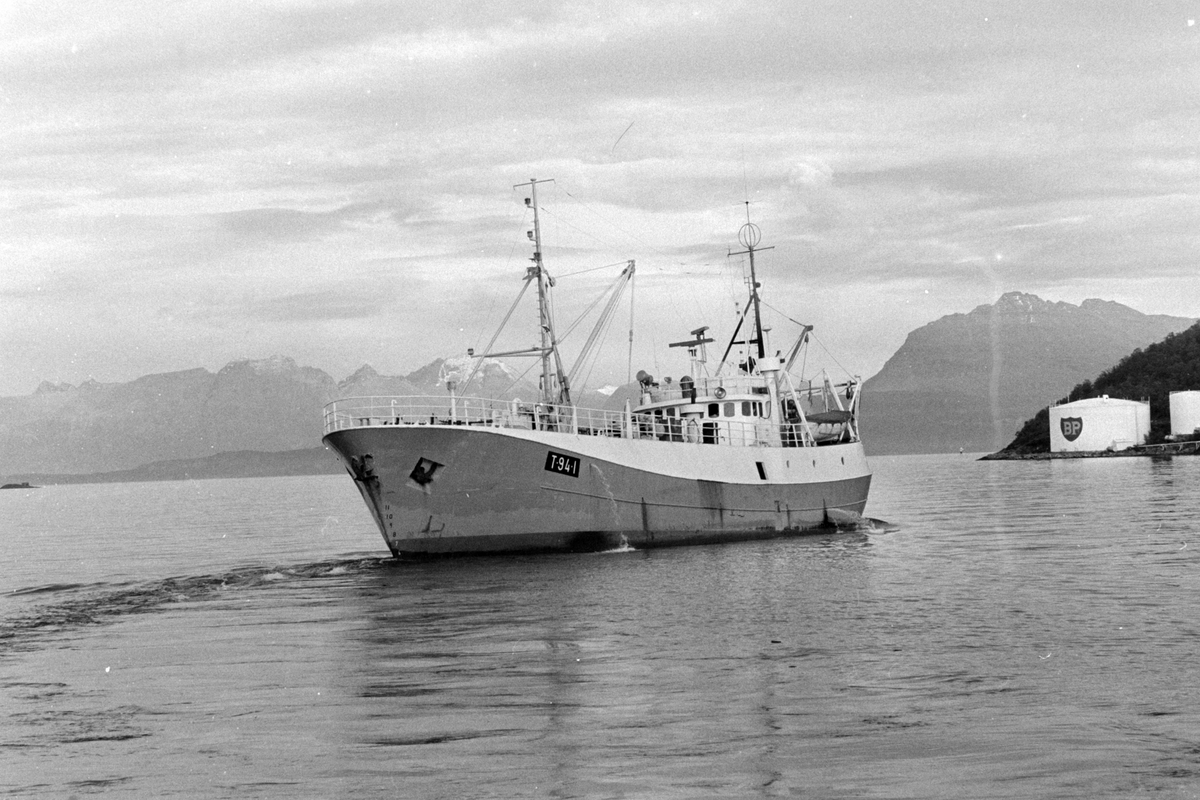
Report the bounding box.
[3,292,1195,480]
[859,292,1195,454]
[0,355,541,476]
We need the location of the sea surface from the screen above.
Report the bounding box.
[2,454,1200,799]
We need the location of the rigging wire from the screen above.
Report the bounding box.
[554,186,739,381]
[567,265,633,389]
[559,190,669,259]
[809,332,853,378]
[627,269,635,385]
[536,205,626,253]
[758,299,854,378]
[507,359,539,395]
[557,260,633,279]
[473,203,533,355]
[557,272,620,343]
[573,312,616,394]
[461,277,535,393]
[576,268,634,394]
[759,298,810,330]
[488,232,634,394]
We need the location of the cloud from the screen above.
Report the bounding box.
[244,286,396,322]
[3,1,1200,395]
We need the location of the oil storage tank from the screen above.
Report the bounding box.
[1169,390,1200,438]
[1049,396,1150,452]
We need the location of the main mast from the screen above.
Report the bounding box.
[729,201,773,362]
[516,178,571,406]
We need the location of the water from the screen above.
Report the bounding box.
[2,456,1200,798]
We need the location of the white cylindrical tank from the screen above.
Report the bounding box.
[1169,391,1200,437]
[1049,396,1150,452]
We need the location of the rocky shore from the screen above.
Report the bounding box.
[981,441,1200,460]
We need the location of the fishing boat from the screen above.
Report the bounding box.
[322,179,871,555]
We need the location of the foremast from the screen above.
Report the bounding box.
[517,178,571,407]
[464,179,633,417]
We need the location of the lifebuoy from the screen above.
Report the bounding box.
[685,419,700,443]
[715,387,727,399]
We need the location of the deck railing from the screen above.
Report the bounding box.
[323,395,853,448]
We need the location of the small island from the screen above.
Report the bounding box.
[1,482,39,490]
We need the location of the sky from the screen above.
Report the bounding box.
[3,1,1199,397]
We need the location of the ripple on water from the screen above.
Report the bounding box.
[2,464,1200,798]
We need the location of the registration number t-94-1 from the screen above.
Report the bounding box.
[544,451,580,478]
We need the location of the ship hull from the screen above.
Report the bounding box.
[323,424,871,556]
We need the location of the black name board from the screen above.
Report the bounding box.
[544,451,580,478]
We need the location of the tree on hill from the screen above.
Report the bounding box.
[1001,320,1200,453]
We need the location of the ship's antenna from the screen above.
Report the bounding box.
[728,201,773,362]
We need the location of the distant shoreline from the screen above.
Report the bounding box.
[11,440,1197,482]
[1,446,344,486]
[980,441,1200,461]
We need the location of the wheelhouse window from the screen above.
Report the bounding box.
[723,402,734,417]
[708,403,719,418]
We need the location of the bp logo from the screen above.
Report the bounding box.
[1060,417,1083,441]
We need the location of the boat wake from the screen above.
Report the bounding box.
[823,510,899,534]
[599,534,639,554]
[0,520,896,652]
[0,556,388,653]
